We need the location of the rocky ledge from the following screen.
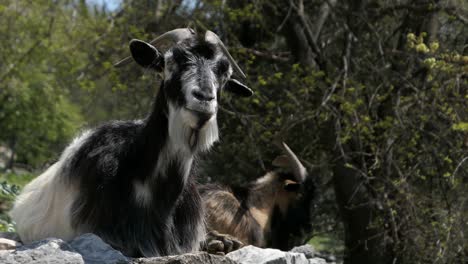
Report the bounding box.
[0,233,335,264]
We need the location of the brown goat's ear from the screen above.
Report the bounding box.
[284,179,301,192]
[272,155,290,168]
[129,39,164,71]
[225,79,253,97]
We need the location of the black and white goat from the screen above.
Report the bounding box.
[201,143,315,252]
[10,28,253,257]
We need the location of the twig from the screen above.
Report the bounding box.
[276,4,293,32]
[243,48,290,62]
[321,71,343,107]
[451,156,468,185]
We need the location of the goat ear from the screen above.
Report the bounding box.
[284,179,301,192]
[129,39,164,71]
[225,79,253,97]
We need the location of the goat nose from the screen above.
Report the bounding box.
[192,90,215,102]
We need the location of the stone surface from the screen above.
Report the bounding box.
[290,244,316,259]
[0,233,235,264]
[307,258,327,264]
[0,233,335,264]
[132,252,238,264]
[0,238,21,251]
[0,233,128,264]
[226,245,310,264]
[290,244,337,263]
[312,252,335,263]
[69,233,128,264]
[0,237,84,264]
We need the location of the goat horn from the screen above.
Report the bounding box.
[204,30,246,79]
[149,27,196,46]
[280,142,307,183]
[114,28,196,67]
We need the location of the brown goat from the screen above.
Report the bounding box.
[200,143,315,253]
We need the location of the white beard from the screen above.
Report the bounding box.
[167,102,219,153]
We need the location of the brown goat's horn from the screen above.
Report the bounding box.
[204,30,246,79]
[114,28,196,67]
[280,142,307,183]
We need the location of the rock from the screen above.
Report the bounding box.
[0,234,128,264]
[0,232,23,252]
[0,233,233,264]
[290,244,337,263]
[0,233,333,264]
[0,238,21,250]
[313,252,336,263]
[69,233,128,264]
[290,244,316,259]
[0,238,21,251]
[226,245,310,264]
[307,258,327,264]
[132,252,238,264]
[0,237,84,264]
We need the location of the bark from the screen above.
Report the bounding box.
[333,160,389,264]
[281,19,316,68]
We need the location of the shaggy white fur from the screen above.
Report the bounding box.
[10,131,92,243]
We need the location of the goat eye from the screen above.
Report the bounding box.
[215,59,229,76]
[173,49,189,66]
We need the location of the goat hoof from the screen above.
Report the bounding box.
[203,230,244,255]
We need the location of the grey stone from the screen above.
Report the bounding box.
[308,258,327,264]
[226,245,309,264]
[0,234,129,264]
[0,233,333,264]
[0,238,21,251]
[69,233,128,264]
[290,244,337,263]
[0,237,84,264]
[313,252,336,263]
[290,244,316,259]
[132,251,238,264]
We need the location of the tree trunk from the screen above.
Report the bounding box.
[333,160,390,264]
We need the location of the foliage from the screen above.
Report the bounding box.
[309,234,344,255]
[0,172,33,232]
[0,0,87,166]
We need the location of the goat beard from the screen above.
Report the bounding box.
[187,118,219,152]
[187,113,213,150]
[168,103,219,153]
[189,130,198,149]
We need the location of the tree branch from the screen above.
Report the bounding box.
[289,0,327,70]
[243,48,290,62]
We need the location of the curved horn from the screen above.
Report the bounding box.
[114,28,196,67]
[204,30,246,79]
[280,142,307,183]
[149,28,196,46]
